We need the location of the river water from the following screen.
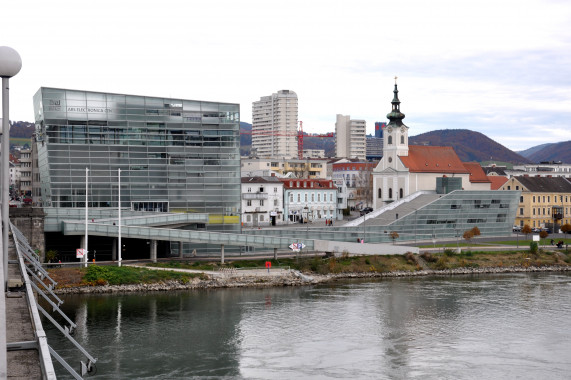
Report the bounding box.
[44,272,571,379]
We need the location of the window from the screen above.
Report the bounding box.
[289,194,293,203]
[297,194,301,202]
[400,135,404,144]
[260,200,264,206]
[520,196,523,202]
[274,187,277,193]
[330,193,333,202]
[260,187,264,193]
[389,188,393,198]
[400,188,403,198]
[388,136,392,145]
[274,199,278,206]
[507,186,511,190]
[516,186,519,190]
[247,187,251,193]
[247,200,252,206]
[533,208,535,215]
[304,194,308,202]
[318,193,321,202]
[260,215,264,221]
[548,196,550,202]
[311,193,315,202]
[378,188,382,198]
[520,208,523,215]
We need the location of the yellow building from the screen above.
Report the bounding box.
[500,176,571,231]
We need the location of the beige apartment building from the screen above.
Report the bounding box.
[335,114,366,160]
[252,90,298,159]
[241,157,328,179]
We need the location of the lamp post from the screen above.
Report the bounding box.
[1,46,22,284]
[0,45,22,378]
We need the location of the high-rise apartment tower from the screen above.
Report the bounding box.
[335,114,366,159]
[251,90,298,159]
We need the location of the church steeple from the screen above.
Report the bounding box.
[386,77,406,126]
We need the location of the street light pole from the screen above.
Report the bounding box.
[1,46,22,284]
[0,45,22,378]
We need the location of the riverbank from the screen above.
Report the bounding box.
[51,263,571,295]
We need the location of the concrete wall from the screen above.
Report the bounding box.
[9,207,45,261]
[314,239,418,256]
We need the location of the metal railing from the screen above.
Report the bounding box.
[10,222,97,379]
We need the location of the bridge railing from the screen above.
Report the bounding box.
[10,222,98,379]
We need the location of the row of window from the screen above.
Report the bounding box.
[245,199,279,207]
[378,188,404,199]
[386,135,405,145]
[522,207,569,216]
[289,193,335,203]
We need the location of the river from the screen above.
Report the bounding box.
[43,272,571,379]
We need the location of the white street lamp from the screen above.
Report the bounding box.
[0,45,22,378]
[1,46,22,282]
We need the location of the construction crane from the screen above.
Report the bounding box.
[297,121,334,159]
[240,122,333,159]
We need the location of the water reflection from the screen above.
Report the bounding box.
[43,273,571,379]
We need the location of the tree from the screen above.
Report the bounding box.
[390,231,399,245]
[521,224,532,239]
[463,229,475,249]
[539,230,549,247]
[562,223,571,237]
[355,168,374,207]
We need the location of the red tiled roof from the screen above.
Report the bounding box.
[463,162,491,183]
[399,146,469,174]
[488,176,509,190]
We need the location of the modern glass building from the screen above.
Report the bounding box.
[33,87,241,257]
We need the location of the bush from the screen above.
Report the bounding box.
[434,256,449,270]
[404,252,417,265]
[420,252,437,263]
[529,241,538,254]
[444,249,455,257]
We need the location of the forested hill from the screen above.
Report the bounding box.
[409,129,530,164]
[519,141,571,163]
[10,121,35,138]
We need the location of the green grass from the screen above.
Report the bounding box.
[84,265,202,285]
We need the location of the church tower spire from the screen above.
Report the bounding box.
[386,76,406,126]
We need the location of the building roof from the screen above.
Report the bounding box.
[241,176,282,184]
[483,167,507,176]
[399,145,470,174]
[512,176,571,193]
[279,178,336,190]
[488,175,509,190]
[463,162,491,183]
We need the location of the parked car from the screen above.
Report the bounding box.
[360,207,373,216]
[513,226,521,232]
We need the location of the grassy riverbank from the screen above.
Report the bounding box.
[47,249,570,290]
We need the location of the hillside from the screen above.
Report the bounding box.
[517,143,553,159]
[525,141,571,163]
[409,129,530,164]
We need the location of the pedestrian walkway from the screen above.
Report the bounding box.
[6,234,43,379]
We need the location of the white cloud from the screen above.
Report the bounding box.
[2,0,571,151]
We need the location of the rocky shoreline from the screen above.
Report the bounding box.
[53,265,571,295]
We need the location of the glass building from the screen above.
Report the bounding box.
[33,88,241,257]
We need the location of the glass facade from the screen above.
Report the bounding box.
[34,88,241,254]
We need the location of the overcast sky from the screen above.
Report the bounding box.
[2,0,570,151]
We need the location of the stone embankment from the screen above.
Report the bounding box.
[53,265,571,295]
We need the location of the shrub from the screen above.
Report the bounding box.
[529,241,538,254]
[420,252,437,263]
[404,252,417,265]
[444,249,455,257]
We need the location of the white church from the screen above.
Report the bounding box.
[372,81,491,210]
